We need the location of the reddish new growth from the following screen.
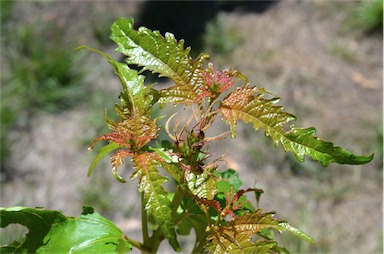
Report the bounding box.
[88,117,158,171]
[88,125,131,150]
[196,65,236,102]
[191,188,257,219]
[221,188,256,218]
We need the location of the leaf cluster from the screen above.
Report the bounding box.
[1,17,373,253]
[81,17,371,253]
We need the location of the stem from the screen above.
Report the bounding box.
[191,232,210,254]
[173,211,189,225]
[148,229,164,253]
[141,192,150,248]
[122,236,146,252]
[171,186,184,216]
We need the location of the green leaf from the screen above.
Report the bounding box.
[216,168,243,191]
[1,206,131,254]
[178,198,207,239]
[37,207,131,253]
[88,142,121,177]
[284,127,374,166]
[148,146,179,163]
[176,197,211,254]
[186,172,218,200]
[110,17,210,105]
[278,222,315,244]
[219,86,374,166]
[0,207,67,253]
[77,46,154,115]
[131,153,180,251]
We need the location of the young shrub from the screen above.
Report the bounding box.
[1,17,373,254]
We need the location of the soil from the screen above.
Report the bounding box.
[1,1,382,253]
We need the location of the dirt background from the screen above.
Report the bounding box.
[1,1,382,253]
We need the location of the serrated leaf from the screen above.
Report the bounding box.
[110,17,210,105]
[82,46,160,176]
[0,207,67,253]
[284,127,374,166]
[219,86,374,166]
[206,209,313,253]
[131,153,180,251]
[230,209,314,244]
[37,207,131,253]
[186,172,218,200]
[207,229,277,254]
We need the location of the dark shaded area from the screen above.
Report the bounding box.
[137,1,278,53]
[131,1,278,82]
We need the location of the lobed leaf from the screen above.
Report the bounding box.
[219,86,374,166]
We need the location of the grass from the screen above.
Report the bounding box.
[1,4,87,172]
[343,0,383,35]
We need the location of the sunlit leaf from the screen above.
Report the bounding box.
[278,222,315,244]
[131,152,180,251]
[38,207,131,253]
[219,86,374,166]
[0,207,131,254]
[110,17,210,105]
[77,46,155,115]
[186,172,218,200]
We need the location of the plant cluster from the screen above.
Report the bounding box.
[0,17,373,253]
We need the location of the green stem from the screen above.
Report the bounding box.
[173,211,189,225]
[141,192,150,248]
[122,236,147,252]
[171,186,184,217]
[148,229,164,253]
[191,232,210,254]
